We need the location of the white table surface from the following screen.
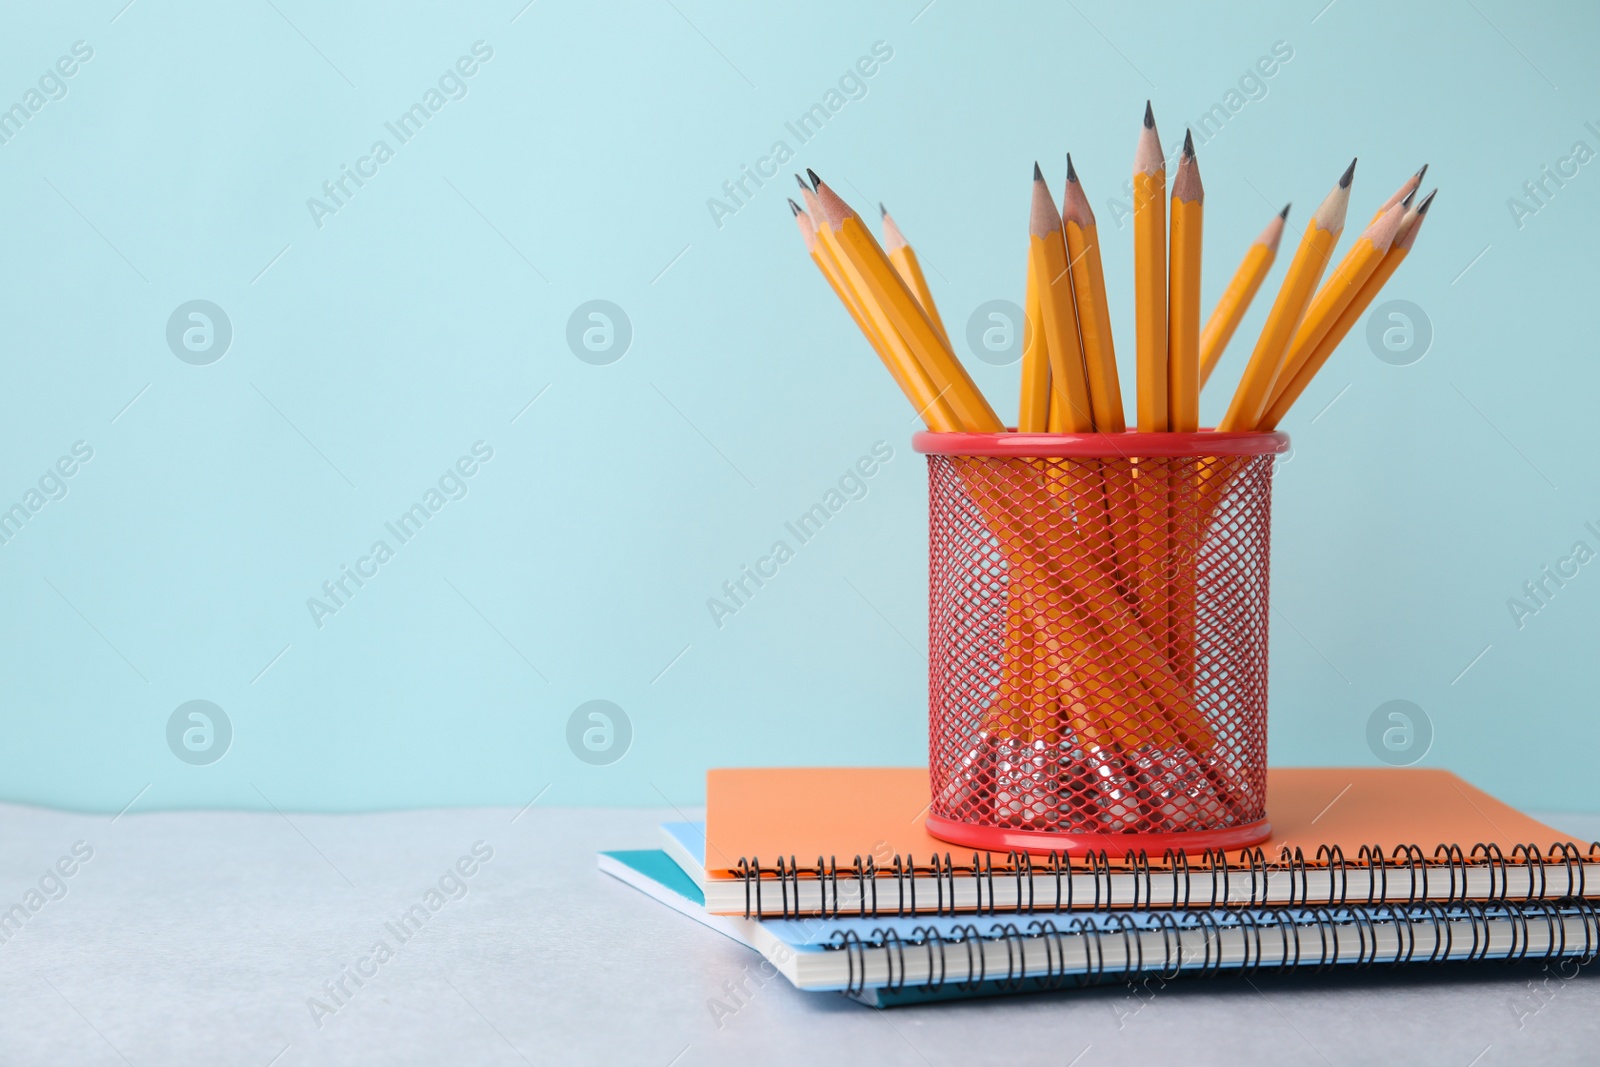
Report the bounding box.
[2,801,1598,1066]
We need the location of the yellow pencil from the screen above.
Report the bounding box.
[1046,376,1068,432]
[793,197,958,431]
[1198,204,1287,390]
[1368,163,1426,226]
[1265,201,1407,416]
[1217,158,1356,431]
[1062,156,1137,624]
[881,203,951,348]
[1133,101,1168,433]
[1167,130,1204,434]
[1061,154,1124,432]
[1131,105,1170,658]
[1259,190,1433,429]
[812,175,1004,433]
[1028,163,1094,432]
[1018,246,1052,432]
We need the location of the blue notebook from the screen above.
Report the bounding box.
[601,831,1600,1006]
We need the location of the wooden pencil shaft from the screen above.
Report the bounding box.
[1018,263,1051,432]
[1134,169,1168,432]
[1259,206,1427,428]
[1030,178,1095,433]
[1062,169,1125,433]
[1167,151,1203,434]
[818,183,1004,432]
[807,209,960,431]
[883,210,951,348]
[820,239,960,432]
[1266,205,1405,414]
[1218,171,1352,432]
[1198,209,1284,389]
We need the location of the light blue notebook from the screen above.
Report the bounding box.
[601,838,1600,1006]
[598,847,1060,1006]
[659,821,706,887]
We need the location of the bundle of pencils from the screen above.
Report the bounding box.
[788,103,1433,834]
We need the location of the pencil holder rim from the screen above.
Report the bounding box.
[925,813,1274,858]
[912,429,1290,458]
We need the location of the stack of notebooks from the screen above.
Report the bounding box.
[600,767,1600,1007]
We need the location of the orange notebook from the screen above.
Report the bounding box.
[701,767,1596,917]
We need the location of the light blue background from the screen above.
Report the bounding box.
[0,0,1595,814]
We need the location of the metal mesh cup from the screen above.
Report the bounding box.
[914,430,1289,856]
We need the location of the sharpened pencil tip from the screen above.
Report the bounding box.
[1414,163,1429,185]
[1402,185,1418,208]
[1417,188,1437,214]
[1279,203,1291,219]
[794,174,809,192]
[1182,129,1195,158]
[805,168,821,190]
[878,202,887,217]
[1340,158,1357,189]
[1033,161,1044,182]
[1066,153,1078,183]
[1144,100,1154,128]
[788,198,803,216]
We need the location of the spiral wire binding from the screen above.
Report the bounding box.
[1127,850,1152,909]
[732,842,1600,918]
[1015,851,1034,914]
[1070,913,1106,986]
[1234,908,1264,973]
[918,923,947,991]
[829,928,863,996]
[774,855,790,918]
[1348,904,1377,969]
[1113,912,1143,976]
[814,901,1600,997]
[1317,844,1348,907]
[1165,848,1192,909]
[1555,842,1584,901]
[1283,848,1308,908]
[873,926,906,994]
[737,856,755,918]
[952,922,984,991]
[1472,842,1507,902]
[1244,847,1268,907]
[990,922,1027,990]
[1436,843,1467,902]
[890,855,909,918]
[1191,909,1224,978]
[1513,844,1546,901]
[1151,910,1183,981]
[1198,848,1226,908]
[1396,843,1426,904]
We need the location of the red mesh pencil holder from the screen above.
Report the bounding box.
[914,429,1290,856]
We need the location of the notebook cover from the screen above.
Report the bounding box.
[704,766,1576,878]
[659,821,707,889]
[597,849,756,950]
[600,845,1600,1001]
